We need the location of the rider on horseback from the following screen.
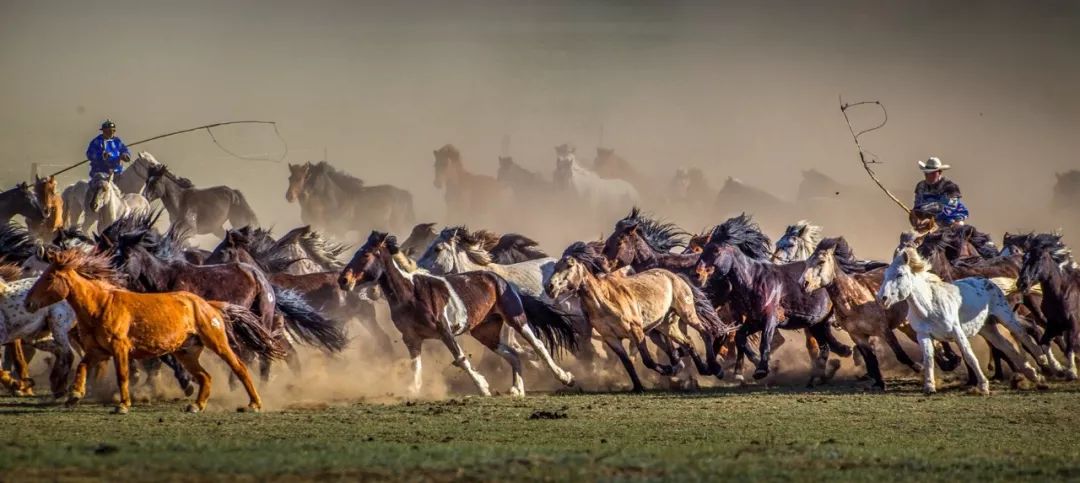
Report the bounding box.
[85,120,131,177]
[913,156,968,227]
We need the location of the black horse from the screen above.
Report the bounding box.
[1018,233,1080,380]
[0,182,44,225]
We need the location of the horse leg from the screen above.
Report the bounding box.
[902,324,960,371]
[403,338,423,396]
[632,325,675,377]
[1065,331,1079,381]
[806,324,836,387]
[753,312,781,380]
[734,324,755,384]
[952,325,990,395]
[918,332,937,395]
[435,324,491,397]
[979,324,1043,388]
[992,304,1056,379]
[199,327,263,412]
[505,313,575,387]
[159,354,195,397]
[988,347,1009,381]
[4,341,34,396]
[173,345,214,413]
[604,337,644,393]
[474,319,525,397]
[110,344,133,414]
[883,329,922,374]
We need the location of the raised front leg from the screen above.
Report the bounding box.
[436,324,491,396]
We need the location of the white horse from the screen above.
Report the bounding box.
[0,270,78,398]
[772,220,822,263]
[553,150,639,216]
[85,172,150,232]
[417,227,554,297]
[877,248,1047,395]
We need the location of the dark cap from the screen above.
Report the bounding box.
[100,120,116,130]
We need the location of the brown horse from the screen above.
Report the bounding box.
[25,249,282,414]
[433,144,507,224]
[339,231,576,397]
[143,164,259,239]
[285,161,415,238]
[593,148,650,198]
[27,175,63,241]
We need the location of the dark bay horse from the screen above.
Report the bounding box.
[0,183,44,226]
[286,161,415,238]
[143,164,259,239]
[1018,234,1080,379]
[694,214,837,384]
[338,231,577,396]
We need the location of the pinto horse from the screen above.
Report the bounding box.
[1018,234,1080,379]
[25,248,281,413]
[339,231,576,397]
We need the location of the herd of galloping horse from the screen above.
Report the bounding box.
[0,146,1078,414]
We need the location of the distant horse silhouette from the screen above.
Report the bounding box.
[286,161,415,238]
[143,164,258,239]
[553,144,639,218]
[433,145,507,225]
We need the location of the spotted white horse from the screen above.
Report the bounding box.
[0,268,78,398]
[877,247,1049,395]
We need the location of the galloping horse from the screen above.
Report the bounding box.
[286,161,415,238]
[339,232,577,397]
[0,182,44,226]
[1018,234,1080,379]
[553,144,639,219]
[878,248,1046,395]
[25,248,281,413]
[0,263,78,398]
[62,151,160,230]
[546,242,727,392]
[143,164,258,239]
[433,144,506,225]
[593,148,650,199]
[772,221,822,263]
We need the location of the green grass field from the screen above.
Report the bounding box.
[4,379,1080,482]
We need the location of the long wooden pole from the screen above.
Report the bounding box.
[49,120,280,178]
[839,96,910,214]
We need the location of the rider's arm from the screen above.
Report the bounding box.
[86,139,100,162]
[116,138,131,161]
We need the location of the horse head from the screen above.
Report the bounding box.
[143,164,170,202]
[773,221,821,263]
[878,248,928,308]
[433,144,461,189]
[546,241,606,300]
[33,175,59,219]
[286,162,311,203]
[86,173,116,211]
[800,237,851,293]
[694,242,737,288]
[1018,233,1069,293]
[401,222,438,258]
[417,227,464,274]
[339,231,397,291]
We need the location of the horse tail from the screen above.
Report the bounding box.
[516,290,580,357]
[228,189,259,227]
[680,274,731,338]
[213,302,287,360]
[273,286,348,353]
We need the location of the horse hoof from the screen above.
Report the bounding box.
[631,386,645,394]
[65,396,82,408]
[968,386,990,396]
[185,404,201,413]
[183,384,196,398]
[112,406,130,415]
[560,372,576,387]
[871,383,886,392]
[237,405,261,413]
[911,363,924,374]
[753,368,769,380]
[923,387,936,396]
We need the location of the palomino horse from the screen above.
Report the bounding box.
[546,242,728,392]
[338,231,577,397]
[286,161,415,238]
[84,172,150,232]
[0,263,78,398]
[143,164,258,239]
[433,144,506,225]
[27,176,64,241]
[800,237,925,390]
[1018,233,1080,379]
[25,248,282,413]
[553,145,639,218]
[0,182,44,226]
[878,248,1046,395]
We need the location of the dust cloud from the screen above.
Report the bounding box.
[3,1,1080,397]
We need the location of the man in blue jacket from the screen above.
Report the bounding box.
[913,156,968,226]
[86,120,131,177]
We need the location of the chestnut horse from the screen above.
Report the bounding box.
[433,144,507,225]
[25,249,283,413]
[28,175,64,241]
[339,231,576,397]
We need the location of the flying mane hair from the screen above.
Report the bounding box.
[49,248,121,284]
[1028,233,1074,264]
[783,220,822,247]
[0,262,24,282]
[706,213,773,261]
[0,222,38,264]
[617,207,688,252]
[561,241,610,274]
[309,161,366,191]
[815,237,886,274]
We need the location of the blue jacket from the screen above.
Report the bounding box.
[86,134,130,176]
[914,178,969,225]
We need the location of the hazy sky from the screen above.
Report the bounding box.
[2,1,1078,246]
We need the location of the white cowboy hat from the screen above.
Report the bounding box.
[917,156,951,173]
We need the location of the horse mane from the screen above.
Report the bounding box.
[561,241,609,274]
[148,164,195,189]
[437,226,493,265]
[0,222,38,263]
[309,161,365,191]
[616,207,687,252]
[816,237,885,274]
[435,144,461,161]
[491,233,547,261]
[50,248,120,283]
[0,263,23,282]
[707,214,773,261]
[137,151,161,165]
[470,230,502,252]
[1028,233,1073,265]
[100,210,162,245]
[278,225,349,270]
[957,225,998,259]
